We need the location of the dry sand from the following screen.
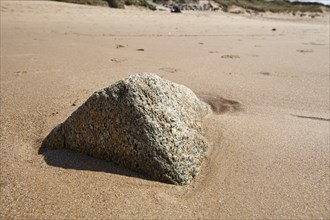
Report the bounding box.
[1,1,329,218]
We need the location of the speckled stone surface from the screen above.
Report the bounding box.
[42,73,210,185]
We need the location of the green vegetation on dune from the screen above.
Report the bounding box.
[53,0,108,6]
[52,0,327,12]
[215,0,324,13]
[53,0,156,9]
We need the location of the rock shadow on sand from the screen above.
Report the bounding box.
[38,147,153,182]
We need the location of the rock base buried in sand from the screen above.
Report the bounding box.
[41,73,210,185]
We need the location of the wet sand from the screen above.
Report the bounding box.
[1,1,329,218]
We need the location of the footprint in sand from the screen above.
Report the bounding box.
[259,72,271,76]
[116,44,126,49]
[159,67,178,73]
[303,42,325,46]
[221,55,240,59]
[247,54,259,58]
[209,50,218,54]
[297,49,313,53]
[110,58,127,63]
[198,95,243,115]
[15,70,28,76]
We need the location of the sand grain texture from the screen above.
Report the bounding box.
[0,1,329,219]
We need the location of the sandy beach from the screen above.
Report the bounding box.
[1,1,329,218]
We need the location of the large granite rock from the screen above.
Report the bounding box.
[41,73,210,185]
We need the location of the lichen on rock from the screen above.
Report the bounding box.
[41,73,210,185]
